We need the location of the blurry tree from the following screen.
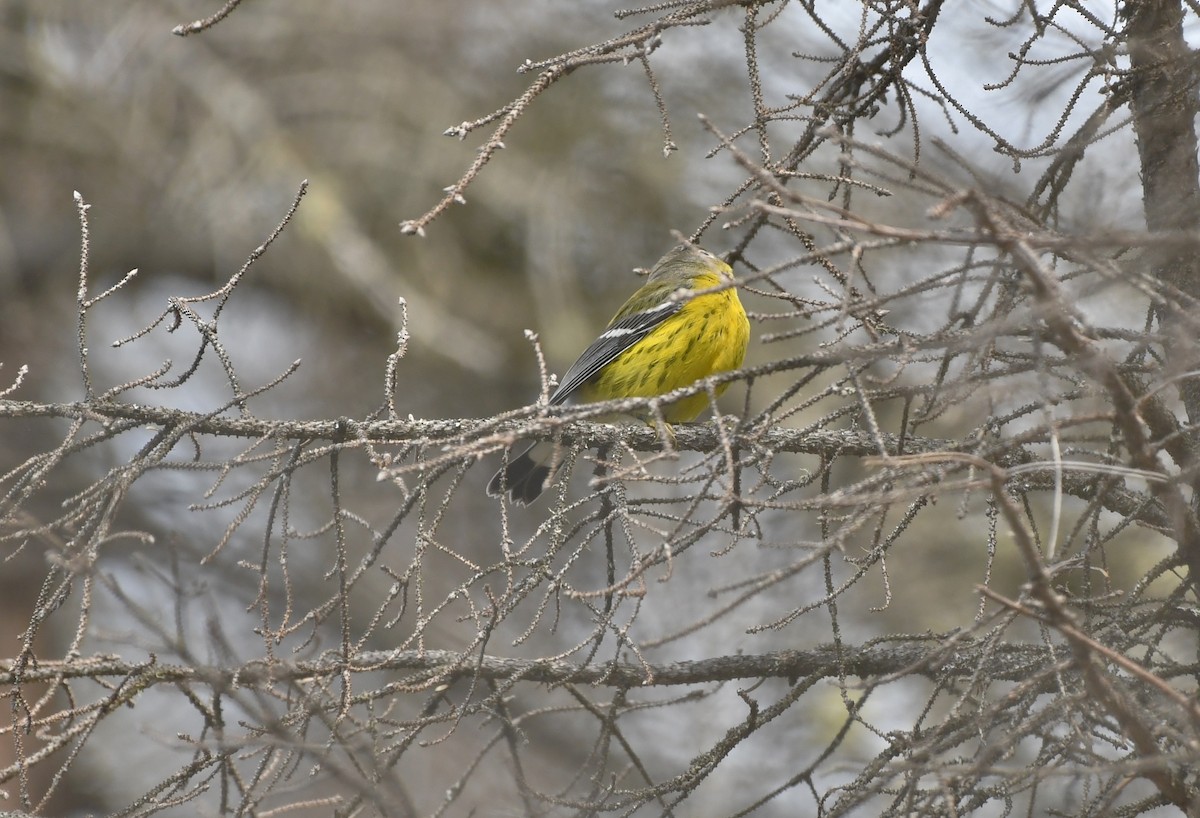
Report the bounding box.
[3,1,1200,816]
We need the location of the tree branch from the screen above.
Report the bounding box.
[0,640,1073,691]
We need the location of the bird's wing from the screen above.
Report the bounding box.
[549,299,682,405]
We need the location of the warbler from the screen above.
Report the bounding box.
[488,244,750,504]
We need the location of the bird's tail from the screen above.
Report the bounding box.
[487,442,554,505]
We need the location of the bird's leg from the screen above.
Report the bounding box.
[650,418,676,452]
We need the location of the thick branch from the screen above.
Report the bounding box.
[1126,1,1200,430]
[0,397,1169,531]
[0,640,1070,690]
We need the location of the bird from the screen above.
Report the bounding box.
[488,243,750,504]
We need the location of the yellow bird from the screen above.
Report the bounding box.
[488,244,750,504]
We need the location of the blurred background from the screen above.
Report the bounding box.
[0,1,1181,816]
[0,3,795,813]
[0,0,759,418]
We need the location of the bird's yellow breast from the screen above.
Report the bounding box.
[579,272,749,423]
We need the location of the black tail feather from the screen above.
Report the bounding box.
[487,446,551,505]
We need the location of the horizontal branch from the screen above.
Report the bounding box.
[0,397,1169,530]
[0,395,943,453]
[0,640,1062,691]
